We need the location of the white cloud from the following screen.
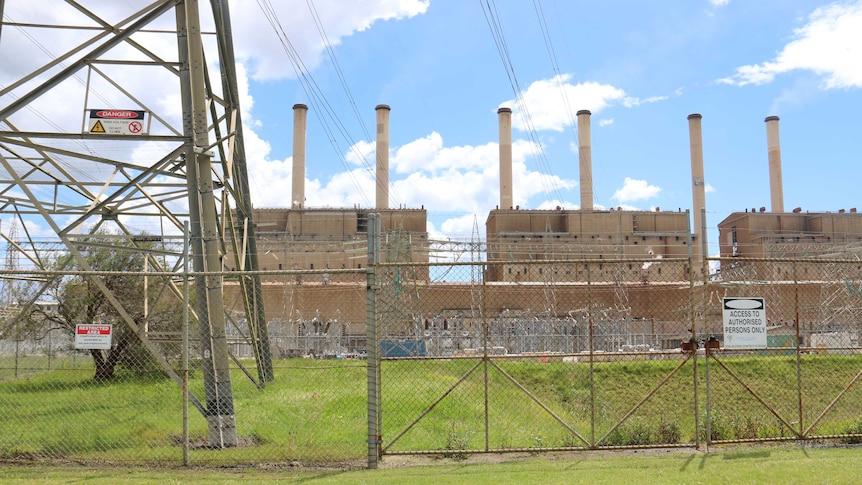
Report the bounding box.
[385,133,569,213]
[598,119,614,127]
[344,140,376,166]
[437,214,483,241]
[230,0,430,81]
[503,75,626,132]
[718,1,862,88]
[612,178,661,202]
[503,75,674,132]
[621,95,668,108]
[535,199,579,210]
[710,0,730,7]
[246,118,573,215]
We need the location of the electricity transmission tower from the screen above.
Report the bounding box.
[0,0,271,447]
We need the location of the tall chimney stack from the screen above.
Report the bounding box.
[375,104,391,209]
[291,104,308,208]
[765,115,784,213]
[498,107,513,210]
[577,110,593,210]
[687,113,706,269]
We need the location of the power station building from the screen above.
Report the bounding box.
[226,104,861,350]
[716,116,862,279]
[485,109,706,283]
[230,104,429,283]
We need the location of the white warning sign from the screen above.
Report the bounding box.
[87,109,147,135]
[75,324,113,350]
[722,297,767,349]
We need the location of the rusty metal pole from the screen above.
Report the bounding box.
[366,213,380,468]
[587,262,595,447]
[793,261,803,436]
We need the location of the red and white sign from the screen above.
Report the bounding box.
[87,109,148,135]
[75,324,113,350]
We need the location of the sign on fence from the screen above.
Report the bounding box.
[75,324,113,350]
[722,297,767,349]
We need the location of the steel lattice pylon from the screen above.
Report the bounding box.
[0,0,271,447]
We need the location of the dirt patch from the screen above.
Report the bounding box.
[377,447,704,469]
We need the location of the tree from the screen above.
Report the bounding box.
[31,236,183,381]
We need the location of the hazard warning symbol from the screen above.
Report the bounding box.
[86,109,147,135]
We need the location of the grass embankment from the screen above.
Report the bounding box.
[0,358,367,464]
[381,354,862,452]
[1,354,861,465]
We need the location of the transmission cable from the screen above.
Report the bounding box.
[304,0,405,208]
[478,0,565,206]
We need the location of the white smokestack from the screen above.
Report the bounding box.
[375,104,390,209]
[687,113,706,268]
[765,116,784,213]
[498,107,513,210]
[577,110,593,210]
[291,103,308,208]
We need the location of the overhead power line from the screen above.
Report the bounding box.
[479,0,566,206]
[254,0,409,209]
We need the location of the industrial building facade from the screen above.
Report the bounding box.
[224,104,861,354]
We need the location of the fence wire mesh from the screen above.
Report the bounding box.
[375,258,862,457]
[1,256,861,467]
[376,259,699,455]
[703,258,862,444]
[0,263,367,466]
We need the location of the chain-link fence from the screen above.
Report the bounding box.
[703,258,862,444]
[2,256,862,467]
[372,257,862,462]
[0,264,368,466]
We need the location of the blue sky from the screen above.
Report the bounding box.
[0,0,860,259]
[229,0,862,256]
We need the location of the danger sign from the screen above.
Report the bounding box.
[87,109,147,135]
[75,324,113,350]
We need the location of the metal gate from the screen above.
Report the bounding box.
[368,257,862,466]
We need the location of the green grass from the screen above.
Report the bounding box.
[1,354,862,467]
[0,359,367,465]
[0,354,91,380]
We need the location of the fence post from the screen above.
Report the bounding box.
[587,262,595,447]
[366,213,380,469]
[793,261,803,436]
[696,209,710,449]
[182,221,190,466]
[483,274,490,452]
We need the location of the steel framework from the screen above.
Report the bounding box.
[0,0,271,447]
